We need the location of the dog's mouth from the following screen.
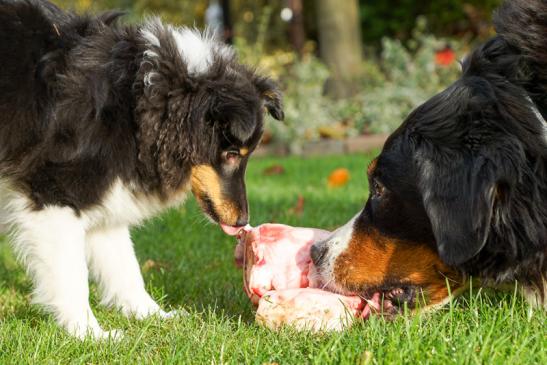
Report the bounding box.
[318,275,425,319]
[220,223,251,236]
[315,267,424,319]
[357,286,421,319]
[194,192,247,233]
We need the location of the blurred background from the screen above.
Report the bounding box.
[52,0,502,155]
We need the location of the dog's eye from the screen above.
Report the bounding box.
[373,179,385,197]
[223,150,240,164]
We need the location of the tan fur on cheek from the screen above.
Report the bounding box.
[333,229,463,306]
[190,165,240,225]
[367,158,378,175]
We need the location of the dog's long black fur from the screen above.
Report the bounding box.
[0,0,282,212]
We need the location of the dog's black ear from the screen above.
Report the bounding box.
[420,155,501,266]
[206,90,257,142]
[254,76,284,121]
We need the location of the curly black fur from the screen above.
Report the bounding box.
[0,0,283,212]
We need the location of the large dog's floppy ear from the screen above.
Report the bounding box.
[254,76,284,121]
[420,155,500,266]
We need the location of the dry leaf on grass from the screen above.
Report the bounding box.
[142,259,170,273]
[327,168,350,187]
[263,164,286,176]
[288,194,305,216]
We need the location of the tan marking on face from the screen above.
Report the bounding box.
[334,229,463,306]
[240,147,249,156]
[190,164,240,225]
[367,158,378,175]
[262,90,277,100]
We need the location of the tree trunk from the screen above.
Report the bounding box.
[221,0,233,44]
[316,0,363,98]
[288,0,306,56]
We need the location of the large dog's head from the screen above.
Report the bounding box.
[311,0,547,314]
[134,20,283,231]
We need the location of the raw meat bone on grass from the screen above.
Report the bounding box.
[234,224,367,332]
[235,224,330,303]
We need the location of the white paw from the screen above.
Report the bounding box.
[115,294,187,320]
[118,295,164,320]
[59,307,122,341]
[68,323,123,341]
[157,309,188,319]
[91,329,124,341]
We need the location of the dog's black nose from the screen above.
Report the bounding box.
[310,242,326,266]
[235,217,248,227]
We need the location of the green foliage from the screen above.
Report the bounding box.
[268,56,332,154]
[356,17,462,133]
[133,0,207,26]
[239,17,463,147]
[360,0,502,44]
[51,0,503,45]
[51,0,133,12]
[51,0,207,25]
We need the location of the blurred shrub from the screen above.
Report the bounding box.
[134,0,207,26]
[360,0,502,44]
[51,0,133,12]
[236,11,334,153]
[238,17,463,150]
[357,17,462,133]
[268,56,332,154]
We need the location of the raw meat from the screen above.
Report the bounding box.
[235,224,330,303]
[234,224,367,332]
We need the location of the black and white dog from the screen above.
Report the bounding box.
[0,0,282,338]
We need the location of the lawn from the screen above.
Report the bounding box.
[0,153,545,364]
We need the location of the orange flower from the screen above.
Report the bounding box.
[435,47,456,66]
[328,168,350,188]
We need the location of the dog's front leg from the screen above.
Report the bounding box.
[12,206,118,339]
[85,225,176,319]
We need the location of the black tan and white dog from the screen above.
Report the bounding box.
[0,0,282,338]
[312,0,546,313]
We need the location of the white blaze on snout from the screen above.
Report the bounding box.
[315,212,361,292]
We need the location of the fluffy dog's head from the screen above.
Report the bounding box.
[133,20,283,229]
[311,0,547,314]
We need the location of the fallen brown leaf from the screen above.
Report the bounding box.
[142,259,170,273]
[263,164,286,176]
[288,194,305,216]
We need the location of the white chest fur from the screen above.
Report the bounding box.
[0,178,189,233]
[81,179,189,230]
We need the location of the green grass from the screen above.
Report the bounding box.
[0,153,545,364]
